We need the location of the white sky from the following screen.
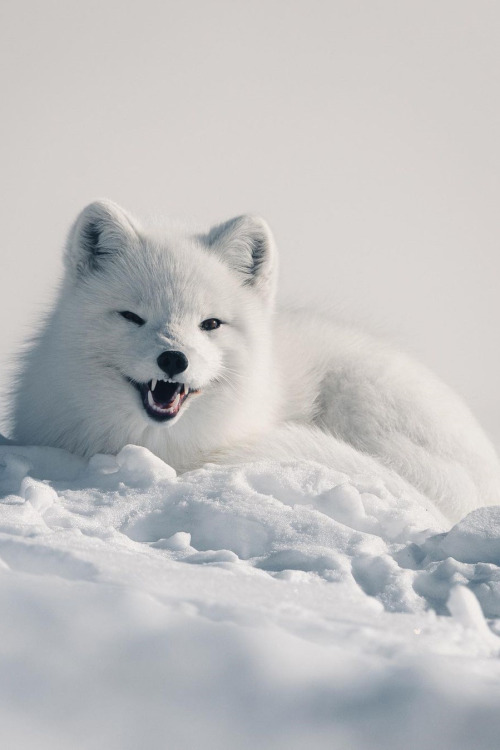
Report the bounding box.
[1,0,499,440]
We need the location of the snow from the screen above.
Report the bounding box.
[1,442,500,749]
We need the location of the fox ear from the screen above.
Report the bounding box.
[206,215,278,304]
[65,199,139,278]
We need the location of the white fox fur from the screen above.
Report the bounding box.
[11,200,500,521]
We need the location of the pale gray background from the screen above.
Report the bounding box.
[1,0,499,442]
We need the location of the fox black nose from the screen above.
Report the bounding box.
[157,350,188,378]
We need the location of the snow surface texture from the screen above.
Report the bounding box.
[1,442,500,750]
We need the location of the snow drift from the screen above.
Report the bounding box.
[1,442,500,749]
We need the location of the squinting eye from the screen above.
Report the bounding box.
[200,318,222,331]
[119,311,146,326]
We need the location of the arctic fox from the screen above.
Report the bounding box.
[11,200,500,521]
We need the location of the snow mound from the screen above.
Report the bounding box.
[1,443,500,750]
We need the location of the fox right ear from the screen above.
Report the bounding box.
[205,214,278,306]
[65,200,140,279]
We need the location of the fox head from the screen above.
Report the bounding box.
[46,199,279,462]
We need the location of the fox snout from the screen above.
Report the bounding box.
[157,350,189,378]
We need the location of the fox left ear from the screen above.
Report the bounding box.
[65,199,140,280]
[206,215,278,305]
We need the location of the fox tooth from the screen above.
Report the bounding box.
[151,379,157,391]
[147,391,155,408]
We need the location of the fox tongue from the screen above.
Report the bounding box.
[151,380,180,406]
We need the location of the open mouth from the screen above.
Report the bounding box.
[131,378,195,422]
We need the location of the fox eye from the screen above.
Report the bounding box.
[119,311,145,326]
[200,318,222,331]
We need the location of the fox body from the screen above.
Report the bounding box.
[12,200,500,521]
